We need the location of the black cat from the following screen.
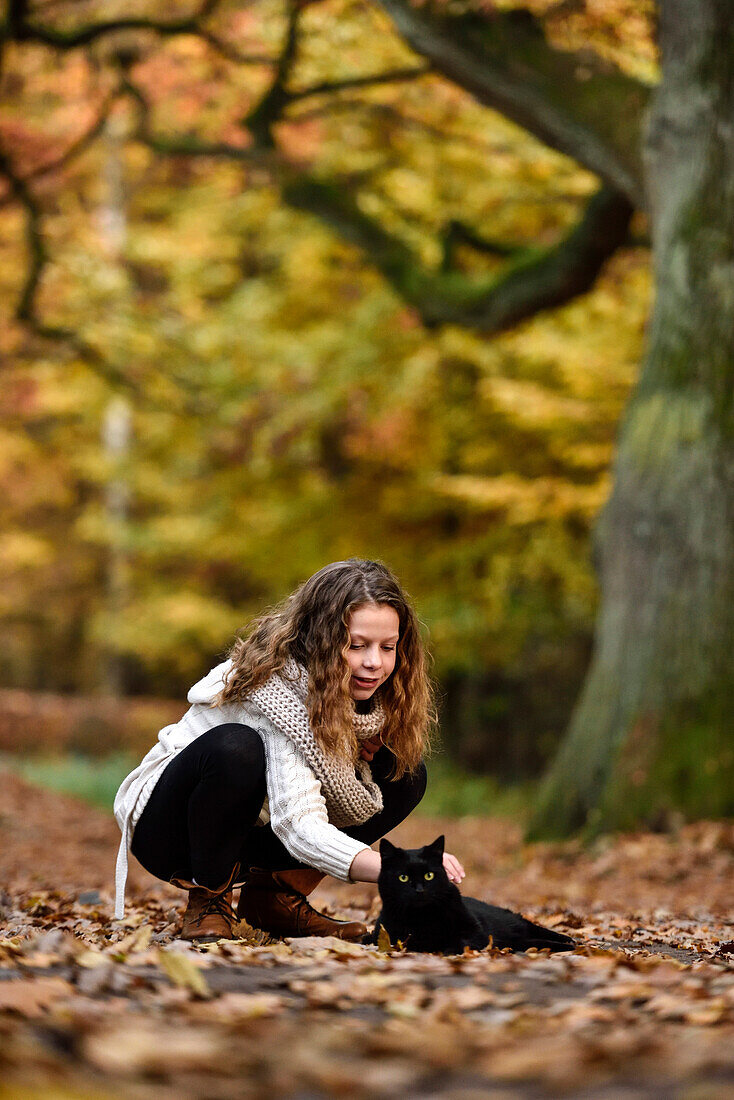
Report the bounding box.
[365,836,576,955]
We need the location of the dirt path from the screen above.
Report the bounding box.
[1,768,732,1098]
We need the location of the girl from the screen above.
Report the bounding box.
[114,559,465,941]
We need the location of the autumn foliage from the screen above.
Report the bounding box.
[0,1,658,774]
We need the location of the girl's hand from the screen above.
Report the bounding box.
[360,735,382,762]
[443,852,465,884]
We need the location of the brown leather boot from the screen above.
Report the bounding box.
[237,868,367,942]
[171,864,239,942]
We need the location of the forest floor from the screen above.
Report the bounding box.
[0,766,732,1099]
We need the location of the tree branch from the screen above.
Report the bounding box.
[287,64,432,101]
[122,75,270,165]
[0,150,138,387]
[197,27,274,67]
[372,0,649,206]
[0,142,133,390]
[4,0,222,48]
[440,220,524,272]
[3,0,273,66]
[283,174,633,333]
[241,1,303,147]
[1,0,641,355]
[0,145,49,322]
[240,3,426,146]
[0,90,120,209]
[287,97,520,160]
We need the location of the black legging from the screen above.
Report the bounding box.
[131,723,427,889]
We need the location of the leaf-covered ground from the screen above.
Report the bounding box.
[0,769,732,1099]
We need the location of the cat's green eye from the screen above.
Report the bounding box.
[424,872,435,881]
[398,873,409,882]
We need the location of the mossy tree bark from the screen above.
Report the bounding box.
[528,0,734,838]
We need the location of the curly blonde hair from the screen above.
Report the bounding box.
[215,559,435,777]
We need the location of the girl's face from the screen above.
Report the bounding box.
[346,603,400,700]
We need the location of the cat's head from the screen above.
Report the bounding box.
[378,835,451,907]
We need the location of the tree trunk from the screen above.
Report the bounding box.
[528,0,734,838]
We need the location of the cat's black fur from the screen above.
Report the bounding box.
[364,836,575,955]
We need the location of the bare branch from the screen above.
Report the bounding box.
[283,174,633,334]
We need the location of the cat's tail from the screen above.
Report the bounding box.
[522,924,576,952]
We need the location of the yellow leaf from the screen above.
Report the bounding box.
[112,924,152,958]
[76,948,110,969]
[386,1000,420,1018]
[157,948,210,998]
[377,926,393,954]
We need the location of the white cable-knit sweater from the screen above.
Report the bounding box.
[113,661,371,919]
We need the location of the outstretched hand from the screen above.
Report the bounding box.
[443,852,465,884]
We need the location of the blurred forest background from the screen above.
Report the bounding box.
[0,0,731,836]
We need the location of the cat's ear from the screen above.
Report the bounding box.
[379,838,398,858]
[426,835,445,856]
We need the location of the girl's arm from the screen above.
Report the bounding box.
[348,847,381,882]
[262,724,371,880]
[258,718,466,886]
[349,847,466,884]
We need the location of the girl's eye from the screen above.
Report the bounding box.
[424,872,435,881]
[398,874,409,882]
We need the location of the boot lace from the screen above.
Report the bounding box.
[198,891,235,926]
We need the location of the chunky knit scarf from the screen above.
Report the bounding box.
[248,657,385,827]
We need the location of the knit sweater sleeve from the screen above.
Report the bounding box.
[261,723,371,881]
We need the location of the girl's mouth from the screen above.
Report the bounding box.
[353,676,378,687]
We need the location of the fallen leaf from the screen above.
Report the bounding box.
[112,924,152,957]
[84,1022,220,1074]
[157,947,210,998]
[0,976,72,1016]
[377,926,392,954]
[76,947,110,969]
[683,998,729,1026]
[285,935,365,956]
[193,992,286,1020]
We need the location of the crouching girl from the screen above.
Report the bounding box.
[114,558,464,941]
